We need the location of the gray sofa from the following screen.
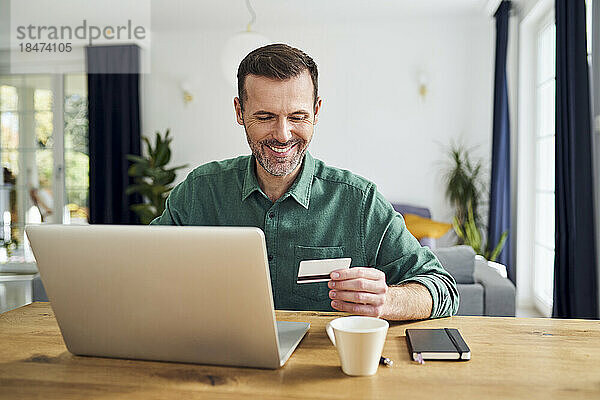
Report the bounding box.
[432,245,516,316]
[390,203,515,316]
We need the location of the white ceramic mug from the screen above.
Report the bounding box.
[325,316,389,376]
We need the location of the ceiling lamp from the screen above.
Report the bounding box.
[221,0,270,88]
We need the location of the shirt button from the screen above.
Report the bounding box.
[269,212,275,219]
[268,254,274,261]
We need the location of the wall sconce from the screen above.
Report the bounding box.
[180,81,194,105]
[418,71,428,101]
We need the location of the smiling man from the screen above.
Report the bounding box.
[151,44,459,320]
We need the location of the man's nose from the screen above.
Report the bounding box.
[273,117,293,143]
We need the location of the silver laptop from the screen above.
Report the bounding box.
[25,224,310,369]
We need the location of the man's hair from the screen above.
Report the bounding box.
[237,43,318,112]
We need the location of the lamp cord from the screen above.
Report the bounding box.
[245,0,256,31]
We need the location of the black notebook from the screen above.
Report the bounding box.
[405,328,471,361]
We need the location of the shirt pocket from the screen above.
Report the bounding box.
[292,245,344,302]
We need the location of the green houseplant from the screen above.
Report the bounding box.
[452,203,508,262]
[127,129,188,224]
[444,144,484,229]
[443,143,507,262]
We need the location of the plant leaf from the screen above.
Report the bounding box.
[128,163,149,177]
[488,231,508,262]
[126,154,148,164]
[127,128,183,223]
[154,144,170,167]
[143,136,153,157]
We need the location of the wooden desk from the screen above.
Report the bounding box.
[1,303,599,399]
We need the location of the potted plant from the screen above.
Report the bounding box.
[443,143,507,262]
[126,129,188,224]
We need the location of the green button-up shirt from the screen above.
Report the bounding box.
[150,152,459,318]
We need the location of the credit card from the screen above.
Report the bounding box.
[297,258,352,284]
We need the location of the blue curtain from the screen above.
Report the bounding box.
[553,0,598,319]
[86,45,142,224]
[488,1,512,280]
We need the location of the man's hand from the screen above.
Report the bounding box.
[328,267,388,317]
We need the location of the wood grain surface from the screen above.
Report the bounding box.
[0,302,599,399]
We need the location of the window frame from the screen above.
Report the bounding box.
[0,73,88,270]
[531,10,556,317]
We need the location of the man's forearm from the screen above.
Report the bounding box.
[380,282,433,321]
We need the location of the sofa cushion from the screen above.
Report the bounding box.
[431,245,475,284]
[391,204,436,247]
[391,203,431,219]
[474,259,516,316]
[456,283,484,316]
[403,213,452,240]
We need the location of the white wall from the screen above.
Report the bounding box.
[143,16,494,222]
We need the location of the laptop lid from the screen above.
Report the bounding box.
[26,224,285,369]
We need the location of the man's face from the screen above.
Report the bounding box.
[234,70,321,177]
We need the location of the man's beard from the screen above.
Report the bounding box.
[245,129,310,177]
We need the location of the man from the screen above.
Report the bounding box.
[151,44,459,320]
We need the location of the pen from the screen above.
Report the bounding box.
[380,356,393,367]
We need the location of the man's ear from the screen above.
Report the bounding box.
[313,97,323,125]
[233,97,244,125]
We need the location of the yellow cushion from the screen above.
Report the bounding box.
[403,213,452,240]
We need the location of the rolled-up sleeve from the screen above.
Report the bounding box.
[362,184,459,318]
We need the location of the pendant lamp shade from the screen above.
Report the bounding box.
[221,31,270,88]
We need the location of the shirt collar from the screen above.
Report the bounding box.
[241,151,315,209]
[241,155,262,201]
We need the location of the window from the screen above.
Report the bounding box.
[64,75,89,225]
[0,74,88,264]
[533,17,556,315]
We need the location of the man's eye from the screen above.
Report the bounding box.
[256,116,273,121]
[289,116,307,121]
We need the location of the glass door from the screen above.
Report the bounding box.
[0,73,88,264]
